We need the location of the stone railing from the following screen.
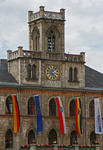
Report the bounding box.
[64,52,85,63]
[20,142,100,150]
[7,46,85,63]
[28,6,65,22]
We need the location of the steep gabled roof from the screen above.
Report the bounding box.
[0,59,18,83]
[85,65,103,88]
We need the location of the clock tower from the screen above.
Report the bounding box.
[7,6,85,89]
[28,6,65,54]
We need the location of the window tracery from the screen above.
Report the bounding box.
[48,129,57,144]
[49,98,56,117]
[5,129,13,148]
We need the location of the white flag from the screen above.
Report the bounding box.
[94,98,103,134]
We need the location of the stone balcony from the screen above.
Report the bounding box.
[7,46,85,63]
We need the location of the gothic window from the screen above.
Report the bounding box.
[69,67,73,81]
[70,131,77,145]
[90,131,96,145]
[5,129,13,148]
[36,33,39,51]
[48,129,57,144]
[27,64,31,79]
[28,97,35,115]
[49,98,56,117]
[89,100,94,117]
[32,64,36,79]
[74,67,78,81]
[6,96,13,114]
[70,99,75,117]
[28,130,35,144]
[48,31,55,52]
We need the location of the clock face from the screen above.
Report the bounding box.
[46,65,59,80]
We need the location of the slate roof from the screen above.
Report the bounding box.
[0,59,18,83]
[0,59,103,89]
[85,65,103,88]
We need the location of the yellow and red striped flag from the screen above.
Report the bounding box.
[12,95,20,134]
[75,97,82,134]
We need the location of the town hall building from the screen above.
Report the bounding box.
[0,6,103,150]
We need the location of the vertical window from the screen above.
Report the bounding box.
[70,131,77,145]
[27,64,31,79]
[69,67,73,81]
[48,129,57,144]
[36,33,39,51]
[49,98,56,117]
[48,31,55,52]
[89,100,94,117]
[90,131,96,145]
[5,129,13,148]
[6,96,13,114]
[74,67,77,81]
[28,97,35,115]
[70,99,75,117]
[32,64,36,79]
[28,130,35,144]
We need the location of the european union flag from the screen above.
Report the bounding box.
[34,95,43,132]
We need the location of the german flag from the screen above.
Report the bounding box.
[75,97,82,134]
[12,95,20,134]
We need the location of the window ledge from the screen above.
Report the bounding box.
[68,80,79,83]
[26,78,38,81]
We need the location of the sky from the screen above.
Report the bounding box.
[0,0,103,73]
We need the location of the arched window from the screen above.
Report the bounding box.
[6,96,13,114]
[5,129,13,148]
[49,98,56,117]
[28,130,35,144]
[74,67,77,81]
[70,131,77,145]
[89,100,94,117]
[28,97,35,115]
[27,64,31,79]
[69,67,73,81]
[70,99,75,117]
[48,129,57,144]
[36,33,39,51]
[48,31,55,52]
[32,64,36,80]
[90,131,96,145]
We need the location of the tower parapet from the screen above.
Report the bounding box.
[28,6,65,23]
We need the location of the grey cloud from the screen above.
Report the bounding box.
[0,0,103,73]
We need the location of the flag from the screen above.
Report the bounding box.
[75,97,82,134]
[34,95,43,132]
[12,95,20,134]
[56,96,66,134]
[94,98,103,134]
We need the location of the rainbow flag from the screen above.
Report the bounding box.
[75,97,82,134]
[12,95,20,134]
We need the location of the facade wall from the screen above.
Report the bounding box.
[0,88,103,149]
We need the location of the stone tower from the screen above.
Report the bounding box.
[28,6,65,54]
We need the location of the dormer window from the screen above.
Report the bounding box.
[48,31,55,52]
